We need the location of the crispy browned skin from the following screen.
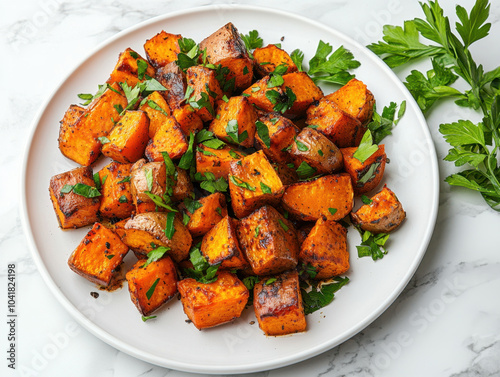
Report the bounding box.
[102,110,150,163]
[296,223,314,247]
[68,223,129,286]
[253,44,298,77]
[300,218,349,279]
[351,185,406,233]
[139,91,171,138]
[98,162,134,219]
[155,61,186,110]
[172,167,193,202]
[253,270,306,336]
[289,127,343,174]
[145,115,188,162]
[143,31,182,69]
[282,72,324,119]
[196,144,245,180]
[130,159,167,214]
[255,112,299,164]
[271,163,299,186]
[325,78,375,126]
[186,65,223,122]
[228,150,284,218]
[201,215,248,269]
[177,271,249,330]
[58,84,128,166]
[237,205,298,276]
[123,212,192,262]
[172,105,203,136]
[49,166,100,229]
[242,76,283,113]
[281,173,354,221]
[126,257,178,316]
[209,96,257,148]
[199,22,253,91]
[183,192,227,237]
[340,145,386,195]
[106,48,156,87]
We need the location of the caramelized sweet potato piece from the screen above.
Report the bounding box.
[209,96,257,148]
[183,192,227,237]
[130,159,167,213]
[350,185,406,233]
[255,112,299,164]
[107,48,156,87]
[139,91,171,138]
[49,166,100,229]
[201,215,247,269]
[253,44,298,77]
[186,65,223,122]
[145,115,188,162]
[253,270,306,336]
[289,127,343,174]
[341,145,386,195]
[58,84,128,166]
[102,110,150,163]
[282,72,323,119]
[196,144,245,180]
[144,31,182,69]
[306,98,365,148]
[177,271,249,330]
[326,78,375,126]
[199,22,253,91]
[155,61,186,110]
[126,256,178,316]
[172,105,203,136]
[68,223,129,286]
[172,167,194,202]
[242,76,283,113]
[228,150,285,218]
[296,223,314,246]
[272,163,299,186]
[98,162,134,219]
[281,173,354,221]
[237,205,298,276]
[300,218,349,279]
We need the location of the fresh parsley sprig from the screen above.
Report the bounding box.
[182,245,219,284]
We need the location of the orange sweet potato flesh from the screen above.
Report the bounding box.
[68,223,129,286]
[341,145,386,195]
[196,144,245,180]
[228,150,285,219]
[172,105,203,136]
[107,48,156,87]
[58,84,128,166]
[49,166,100,229]
[126,257,178,316]
[177,271,249,330]
[253,270,306,336]
[185,192,227,237]
[201,215,248,269]
[255,112,299,164]
[326,78,375,126]
[102,110,150,163]
[130,159,167,213]
[242,76,283,113]
[253,44,298,77]
[351,185,406,233]
[281,173,354,222]
[155,62,186,110]
[98,162,135,219]
[237,205,298,276]
[186,65,223,122]
[139,91,171,138]
[144,31,182,69]
[299,218,349,279]
[145,116,188,162]
[282,72,323,119]
[306,98,365,148]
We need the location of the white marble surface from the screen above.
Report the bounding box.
[2,0,500,376]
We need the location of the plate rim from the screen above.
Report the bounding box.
[20,4,440,374]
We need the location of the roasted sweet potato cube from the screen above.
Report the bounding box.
[122,212,192,262]
[229,150,285,218]
[139,91,171,138]
[98,162,134,219]
[326,78,375,125]
[144,31,182,69]
[306,98,365,148]
[201,216,247,269]
[184,192,227,237]
[68,223,129,286]
[130,159,167,213]
[172,105,203,136]
[145,116,188,162]
[126,256,178,316]
[351,185,406,233]
[281,173,354,221]
[255,113,299,164]
[282,72,323,119]
[253,44,298,77]
[237,205,298,275]
[196,144,245,180]
[101,110,150,163]
[155,62,186,110]
[177,270,249,330]
[58,84,128,166]
[242,76,282,113]
[186,65,223,122]
[289,127,343,174]
[253,270,306,336]
[272,163,299,186]
[172,167,194,202]
[49,166,100,229]
[209,96,257,148]
[341,145,386,195]
[107,48,156,87]
[300,218,349,279]
[296,223,314,246]
[199,22,253,91]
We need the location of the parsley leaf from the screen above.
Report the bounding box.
[290,49,304,72]
[296,161,317,180]
[182,245,219,284]
[307,42,360,85]
[195,172,229,194]
[143,246,170,268]
[356,227,390,260]
[368,101,407,144]
[178,132,195,170]
[60,183,100,198]
[146,278,160,300]
[184,196,203,214]
[164,212,176,240]
[229,175,256,191]
[260,182,272,194]
[353,130,378,163]
[301,277,349,315]
[240,30,263,53]
[255,121,271,148]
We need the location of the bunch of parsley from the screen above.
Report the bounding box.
[368,0,500,210]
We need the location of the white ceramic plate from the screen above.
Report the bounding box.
[21,5,439,374]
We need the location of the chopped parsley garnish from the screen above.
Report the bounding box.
[301,277,349,314]
[146,278,160,300]
[296,161,317,180]
[278,219,289,232]
[225,120,248,144]
[60,183,101,198]
[117,176,131,184]
[98,136,110,144]
[229,175,256,191]
[142,315,157,322]
[144,168,154,191]
[254,225,260,238]
[184,196,203,214]
[178,132,195,170]
[353,130,378,164]
[164,212,176,240]
[356,226,390,260]
[143,246,170,268]
[255,120,271,148]
[294,137,309,151]
[358,163,380,185]
[105,254,115,260]
[146,99,169,117]
[118,195,128,203]
[195,172,229,193]
[182,245,219,284]
[328,208,338,215]
[264,278,277,286]
[361,195,373,205]
[260,182,272,194]
[290,49,304,71]
[368,101,407,144]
